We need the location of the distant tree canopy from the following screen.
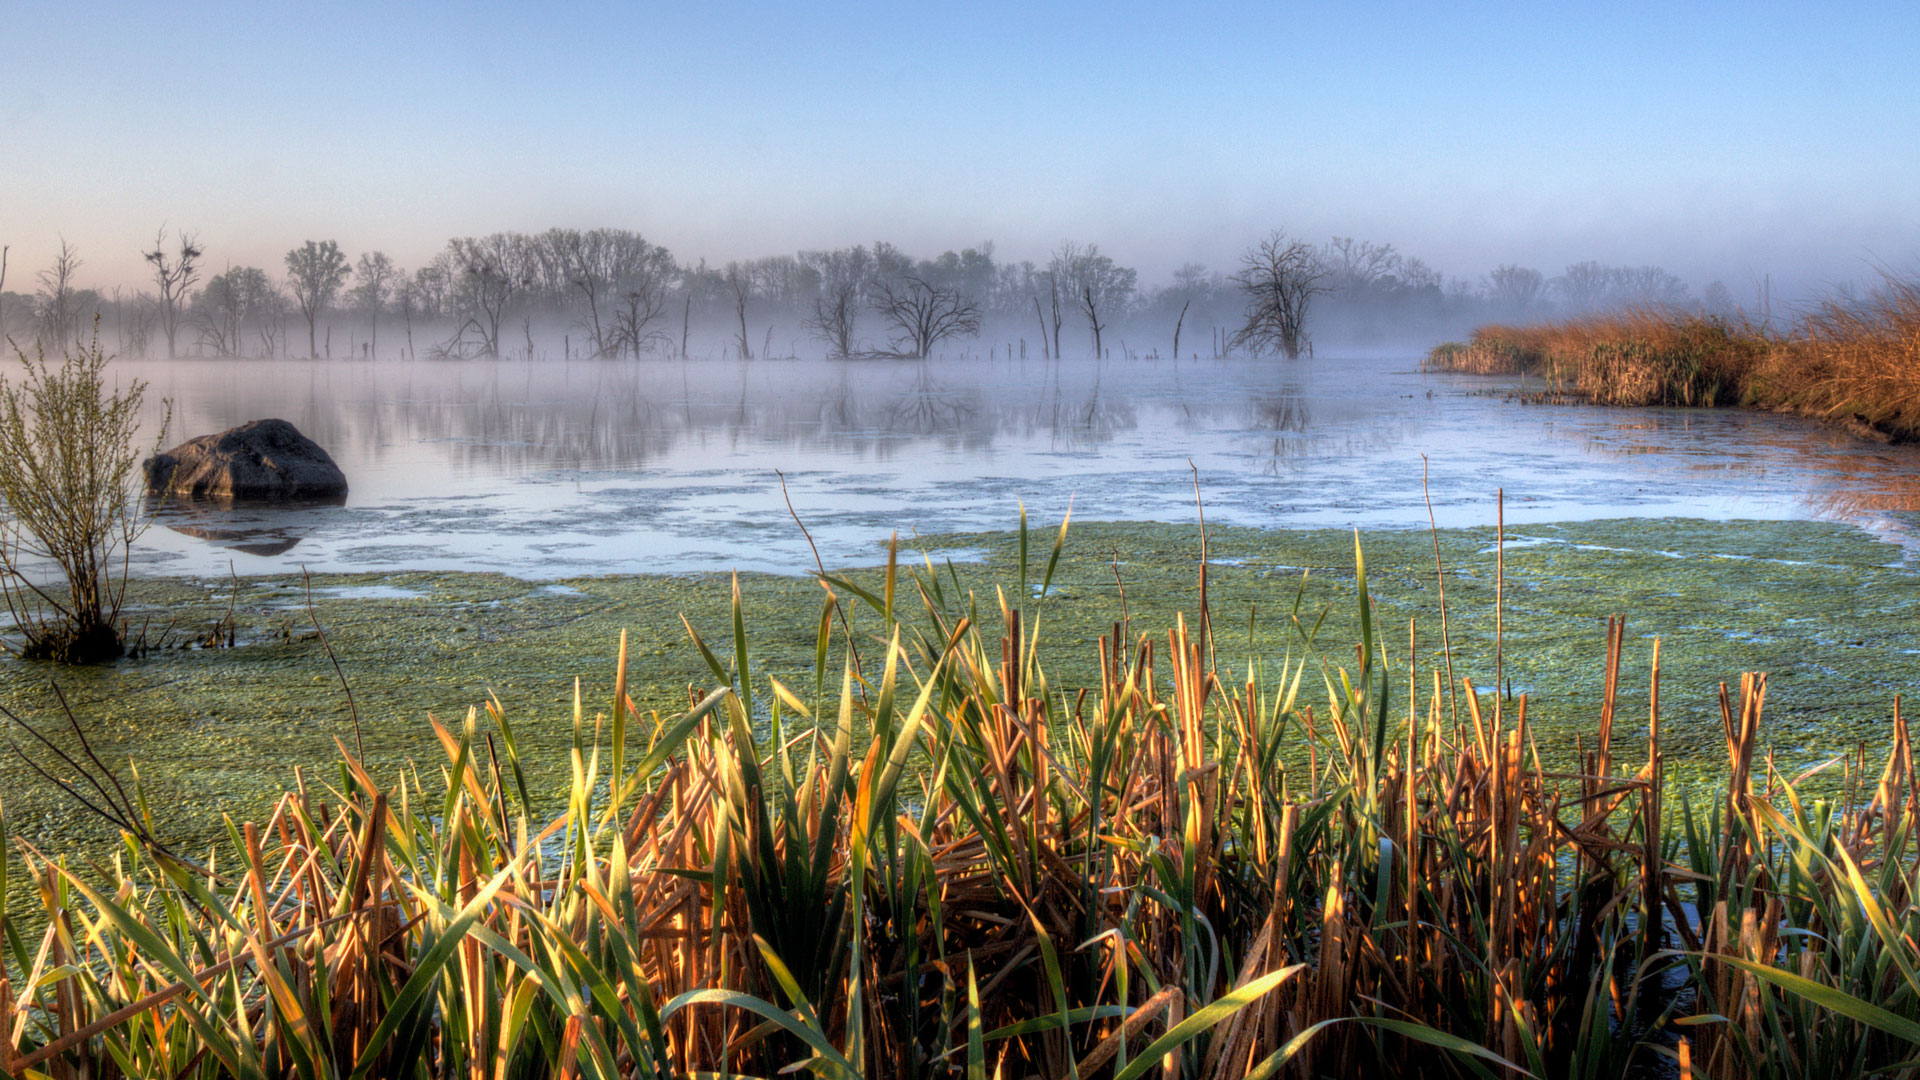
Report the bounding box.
[0,223,1731,361]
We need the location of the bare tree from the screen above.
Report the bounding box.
[724,262,754,359]
[871,276,980,358]
[1320,237,1400,296]
[350,251,397,358]
[446,235,530,358]
[546,229,674,357]
[1485,264,1545,312]
[0,245,9,344]
[143,227,203,358]
[1230,230,1327,359]
[194,265,273,356]
[809,278,861,356]
[802,246,873,357]
[1043,244,1082,358]
[123,294,158,359]
[1057,242,1135,358]
[35,240,84,349]
[394,278,419,360]
[284,240,350,358]
[1549,262,1689,313]
[412,256,453,321]
[1551,261,1613,312]
[610,251,674,358]
[255,286,289,359]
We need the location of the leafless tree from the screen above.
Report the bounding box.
[446,235,529,358]
[1042,243,1086,357]
[394,278,419,360]
[143,227,203,358]
[1230,230,1327,359]
[194,265,273,356]
[1321,237,1400,296]
[122,295,158,358]
[1485,264,1545,312]
[1549,262,1689,313]
[285,240,350,358]
[725,262,754,359]
[809,280,860,356]
[609,252,674,358]
[350,251,397,358]
[802,246,873,357]
[871,276,980,358]
[35,240,85,349]
[1551,261,1613,312]
[412,256,454,320]
[255,286,288,359]
[1057,242,1135,358]
[542,228,672,357]
[0,245,9,344]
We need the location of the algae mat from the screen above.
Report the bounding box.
[3,516,1918,920]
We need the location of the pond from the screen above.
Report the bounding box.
[127,350,1920,578]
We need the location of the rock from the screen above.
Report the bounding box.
[144,419,348,500]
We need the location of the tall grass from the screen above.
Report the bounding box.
[1427,277,1920,440]
[3,525,1919,1078]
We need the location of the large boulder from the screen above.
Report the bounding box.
[144,419,348,500]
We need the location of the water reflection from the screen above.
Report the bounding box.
[113,352,1920,578]
[155,496,345,558]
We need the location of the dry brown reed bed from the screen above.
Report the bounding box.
[1427,278,1920,442]
[2,531,1919,1079]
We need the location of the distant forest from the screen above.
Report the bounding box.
[0,228,1734,362]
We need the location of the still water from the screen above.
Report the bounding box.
[128,351,1920,579]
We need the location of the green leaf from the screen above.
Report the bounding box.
[347,859,521,1080]
[661,988,860,1080]
[1113,965,1304,1080]
[1716,955,1920,1045]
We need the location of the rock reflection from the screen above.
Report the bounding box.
[154,495,345,558]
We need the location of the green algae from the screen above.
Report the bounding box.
[4,516,1918,925]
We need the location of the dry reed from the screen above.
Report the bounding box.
[1,526,1917,1079]
[1427,277,1920,441]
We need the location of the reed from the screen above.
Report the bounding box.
[2,523,1918,1079]
[1427,277,1920,440]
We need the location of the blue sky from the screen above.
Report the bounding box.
[4,1,1916,296]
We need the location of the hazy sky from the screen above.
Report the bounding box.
[4,1,1916,297]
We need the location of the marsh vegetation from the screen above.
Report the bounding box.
[0,328,164,662]
[4,521,1920,1078]
[1428,274,1920,441]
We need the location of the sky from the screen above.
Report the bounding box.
[3,1,1917,298]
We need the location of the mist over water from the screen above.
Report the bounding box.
[124,352,1920,579]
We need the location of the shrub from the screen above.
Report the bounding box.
[0,323,166,662]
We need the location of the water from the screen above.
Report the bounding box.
[124,351,1920,579]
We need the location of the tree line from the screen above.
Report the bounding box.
[0,228,1725,363]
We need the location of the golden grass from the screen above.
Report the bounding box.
[1,530,1919,1079]
[1427,278,1920,440]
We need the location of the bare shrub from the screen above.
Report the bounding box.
[0,324,166,662]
